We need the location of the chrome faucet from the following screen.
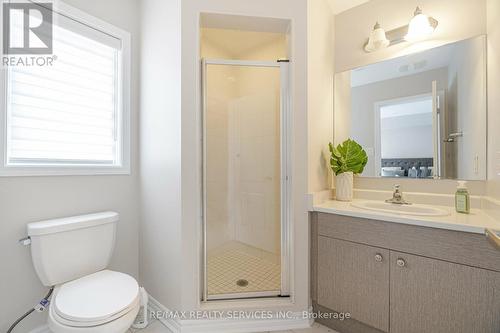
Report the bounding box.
[386,185,411,205]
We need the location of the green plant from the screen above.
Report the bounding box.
[329,139,368,176]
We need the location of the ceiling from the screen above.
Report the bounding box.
[327,0,371,15]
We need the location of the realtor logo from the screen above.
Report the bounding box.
[3,2,53,54]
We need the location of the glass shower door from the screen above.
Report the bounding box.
[202,59,289,301]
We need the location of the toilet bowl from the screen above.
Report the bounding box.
[48,270,140,333]
[27,212,140,333]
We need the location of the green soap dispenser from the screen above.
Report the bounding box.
[455,181,470,214]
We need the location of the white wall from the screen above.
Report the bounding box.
[308,0,335,192]
[229,69,282,254]
[380,112,433,159]
[201,28,288,61]
[447,36,488,180]
[487,0,500,201]
[333,71,351,144]
[139,0,183,311]
[0,0,141,331]
[179,0,308,313]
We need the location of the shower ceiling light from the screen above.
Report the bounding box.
[364,22,390,52]
[405,6,439,42]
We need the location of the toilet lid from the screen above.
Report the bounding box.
[54,270,139,323]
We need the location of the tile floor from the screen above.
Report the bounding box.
[131,319,339,333]
[131,243,338,333]
[207,243,281,296]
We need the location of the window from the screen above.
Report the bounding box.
[0,3,130,176]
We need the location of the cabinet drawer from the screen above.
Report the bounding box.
[317,213,500,272]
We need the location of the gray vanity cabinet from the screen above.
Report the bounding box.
[311,212,500,333]
[390,251,500,333]
[317,236,389,332]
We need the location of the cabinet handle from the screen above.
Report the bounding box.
[375,254,383,262]
[486,229,500,251]
[396,258,406,267]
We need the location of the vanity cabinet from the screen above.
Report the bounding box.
[390,251,500,333]
[318,236,389,332]
[311,212,500,333]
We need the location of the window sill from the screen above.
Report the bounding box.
[0,165,131,177]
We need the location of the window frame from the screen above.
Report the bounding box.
[0,1,131,177]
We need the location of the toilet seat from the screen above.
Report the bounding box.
[52,270,139,327]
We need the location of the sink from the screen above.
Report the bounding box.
[351,201,450,217]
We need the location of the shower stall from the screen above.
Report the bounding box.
[202,59,291,301]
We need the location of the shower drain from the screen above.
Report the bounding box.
[236,279,249,287]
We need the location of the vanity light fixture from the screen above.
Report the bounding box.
[364,22,390,52]
[405,6,439,41]
[364,6,439,53]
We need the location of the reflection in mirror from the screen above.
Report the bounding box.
[335,35,487,180]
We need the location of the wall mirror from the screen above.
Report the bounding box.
[334,35,487,181]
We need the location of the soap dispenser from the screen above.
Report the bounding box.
[455,181,470,214]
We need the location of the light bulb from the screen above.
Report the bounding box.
[405,7,437,42]
[365,22,390,52]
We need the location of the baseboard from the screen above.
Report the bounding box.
[148,295,182,332]
[29,325,50,333]
[313,303,384,333]
[148,294,312,333]
[179,314,312,333]
[28,295,312,333]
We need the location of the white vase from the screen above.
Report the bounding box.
[335,172,354,201]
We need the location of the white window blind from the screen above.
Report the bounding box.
[5,9,123,167]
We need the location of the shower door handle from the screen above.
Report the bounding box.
[443,132,463,143]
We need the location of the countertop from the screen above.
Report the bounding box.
[314,199,500,234]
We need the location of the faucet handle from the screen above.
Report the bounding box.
[386,184,411,205]
[393,185,402,199]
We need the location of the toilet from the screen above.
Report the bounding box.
[27,212,140,333]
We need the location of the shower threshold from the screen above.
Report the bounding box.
[207,290,282,301]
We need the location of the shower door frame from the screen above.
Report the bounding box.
[201,58,291,301]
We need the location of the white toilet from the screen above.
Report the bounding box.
[27,212,140,333]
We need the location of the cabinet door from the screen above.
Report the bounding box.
[390,251,500,333]
[317,236,390,332]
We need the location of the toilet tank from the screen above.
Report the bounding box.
[27,212,118,286]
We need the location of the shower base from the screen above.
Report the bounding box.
[207,241,281,299]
